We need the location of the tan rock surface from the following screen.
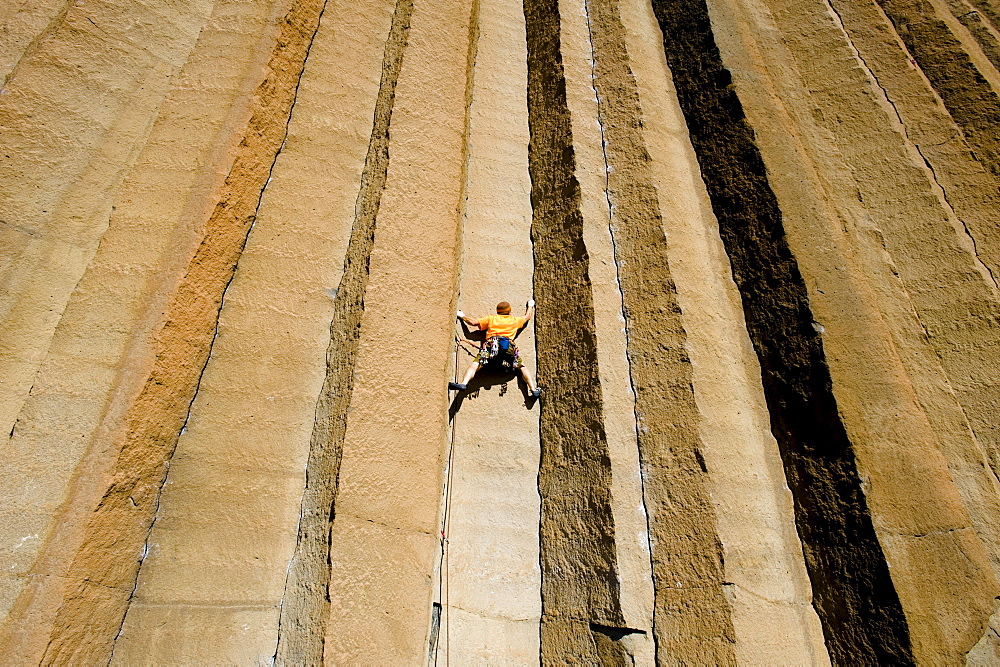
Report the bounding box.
[618,0,829,661]
[319,0,472,660]
[693,0,1000,658]
[432,0,542,659]
[36,0,329,660]
[1,0,301,659]
[112,0,398,661]
[0,0,215,442]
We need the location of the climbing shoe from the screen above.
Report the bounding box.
[448,382,467,391]
[530,387,542,398]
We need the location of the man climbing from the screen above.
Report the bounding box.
[449,299,542,398]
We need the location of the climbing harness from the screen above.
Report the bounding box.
[475,336,519,372]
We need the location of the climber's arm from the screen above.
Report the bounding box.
[456,310,482,329]
[523,299,535,323]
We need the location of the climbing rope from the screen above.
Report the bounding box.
[435,333,464,667]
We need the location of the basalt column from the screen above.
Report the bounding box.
[649,0,916,661]
[583,0,740,660]
[432,0,543,659]
[610,0,828,661]
[112,0,402,662]
[6,0,1000,662]
[559,0,657,660]
[819,0,1000,578]
[319,0,473,661]
[703,0,1000,657]
[654,0,1000,658]
[0,0,217,441]
[0,0,328,661]
[523,0,629,661]
[825,0,1000,584]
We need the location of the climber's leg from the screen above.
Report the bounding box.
[519,365,540,397]
[449,361,481,391]
[461,361,481,385]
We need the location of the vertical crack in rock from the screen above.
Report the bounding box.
[583,0,738,661]
[36,0,330,663]
[273,0,413,663]
[648,0,915,662]
[876,0,1000,181]
[523,0,627,661]
[431,0,479,662]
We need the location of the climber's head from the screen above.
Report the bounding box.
[496,301,511,315]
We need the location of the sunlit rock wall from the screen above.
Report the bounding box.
[2,0,1000,662]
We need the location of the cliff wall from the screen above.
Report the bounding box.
[2,0,1000,662]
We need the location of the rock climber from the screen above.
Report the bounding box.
[449,299,542,398]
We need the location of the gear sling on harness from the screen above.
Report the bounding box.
[477,335,518,371]
[488,337,514,368]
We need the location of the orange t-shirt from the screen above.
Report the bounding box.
[478,314,527,339]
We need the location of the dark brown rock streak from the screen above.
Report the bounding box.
[648,0,915,662]
[523,0,628,660]
[584,0,737,661]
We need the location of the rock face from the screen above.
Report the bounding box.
[2,0,1000,662]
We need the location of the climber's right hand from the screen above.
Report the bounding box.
[527,299,535,308]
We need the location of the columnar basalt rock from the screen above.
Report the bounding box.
[4,0,1000,662]
[522,0,629,660]
[431,0,542,658]
[273,0,408,661]
[647,0,914,659]
[559,0,656,659]
[583,0,741,660]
